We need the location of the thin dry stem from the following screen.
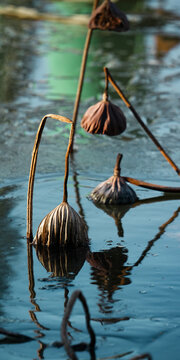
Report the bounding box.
[104,67,180,176]
[113,153,122,177]
[123,176,180,193]
[104,65,109,101]
[70,0,99,152]
[27,114,72,241]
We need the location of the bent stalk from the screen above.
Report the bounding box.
[104,67,180,176]
[123,176,180,193]
[27,114,72,241]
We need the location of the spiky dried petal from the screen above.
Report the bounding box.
[90,175,138,205]
[33,202,88,247]
[89,0,129,32]
[81,100,126,136]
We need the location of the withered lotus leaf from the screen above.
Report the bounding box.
[88,0,129,32]
[33,202,88,247]
[90,154,138,205]
[81,99,126,136]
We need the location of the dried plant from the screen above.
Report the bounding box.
[33,202,88,247]
[69,0,99,152]
[81,94,126,136]
[81,68,126,136]
[104,67,180,176]
[89,0,129,32]
[90,153,138,205]
[27,114,88,247]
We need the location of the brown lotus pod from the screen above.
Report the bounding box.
[90,154,138,205]
[88,0,129,32]
[81,95,126,136]
[33,202,88,247]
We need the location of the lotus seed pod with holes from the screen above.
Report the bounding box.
[88,0,129,32]
[33,202,89,247]
[81,96,126,136]
[90,154,138,205]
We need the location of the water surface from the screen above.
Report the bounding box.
[0,0,180,359]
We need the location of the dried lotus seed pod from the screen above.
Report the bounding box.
[90,154,138,205]
[89,0,129,32]
[33,202,88,247]
[81,96,126,136]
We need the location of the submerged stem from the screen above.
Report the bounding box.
[104,67,180,176]
[26,114,72,241]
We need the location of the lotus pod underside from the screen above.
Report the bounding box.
[81,100,126,136]
[90,176,138,205]
[33,202,88,247]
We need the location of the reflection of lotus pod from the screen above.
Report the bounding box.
[89,0,129,32]
[94,203,131,237]
[87,247,131,292]
[36,246,88,278]
[81,99,126,136]
[33,202,88,247]
[90,154,138,205]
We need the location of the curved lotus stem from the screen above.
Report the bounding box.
[123,176,180,193]
[104,67,180,176]
[69,0,99,152]
[27,114,72,241]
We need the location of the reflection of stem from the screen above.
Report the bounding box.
[27,242,49,331]
[133,206,180,268]
[37,341,47,360]
[70,0,99,152]
[104,67,180,176]
[26,114,72,241]
[125,206,180,272]
[70,156,86,220]
[61,290,96,360]
[130,354,152,360]
[27,242,36,300]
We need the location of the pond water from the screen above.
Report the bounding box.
[0,0,180,359]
